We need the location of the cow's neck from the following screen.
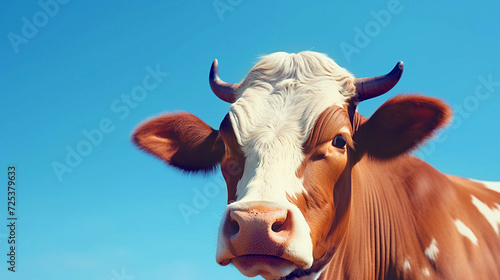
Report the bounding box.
[320,155,442,279]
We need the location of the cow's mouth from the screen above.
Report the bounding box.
[230,255,299,280]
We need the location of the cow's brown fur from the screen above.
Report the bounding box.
[133,94,500,279]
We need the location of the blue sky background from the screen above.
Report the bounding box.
[1,1,499,279]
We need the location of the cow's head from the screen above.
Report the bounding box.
[132,52,450,279]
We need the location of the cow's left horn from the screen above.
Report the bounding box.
[209,59,239,103]
[354,61,404,102]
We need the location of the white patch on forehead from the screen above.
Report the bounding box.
[424,238,439,262]
[471,195,500,235]
[229,51,354,202]
[454,219,479,246]
[469,179,500,194]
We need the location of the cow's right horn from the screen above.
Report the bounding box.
[209,59,239,103]
[354,61,404,102]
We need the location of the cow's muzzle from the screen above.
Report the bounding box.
[216,201,313,279]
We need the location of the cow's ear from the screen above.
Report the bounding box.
[354,95,451,159]
[132,112,225,173]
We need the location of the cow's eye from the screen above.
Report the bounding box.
[332,135,347,149]
[216,140,226,153]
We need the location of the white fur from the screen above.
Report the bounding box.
[469,179,500,194]
[403,258,412,271]
[454,219,479,246]
[422,268,431,277]
[424,238,439,262]
[471,195,500,235]
[229,51,354,202]
[217,52,356,276]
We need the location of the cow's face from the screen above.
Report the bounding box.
[214,53,356,278]
[216,104,353,278]
[132,51,450,279]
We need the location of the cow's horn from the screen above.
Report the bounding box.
[354,61,404,102]
[209,59,239,103]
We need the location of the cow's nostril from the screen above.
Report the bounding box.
[271,221,283,232]
[227,216,240,236]
[271,212,289,232]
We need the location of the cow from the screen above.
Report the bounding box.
[132,51,500,280]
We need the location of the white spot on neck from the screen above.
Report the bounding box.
[469,179,500,194]
[471,195,500,235]
[424,238,439,262]
[422,267,430,277]
[403,258,411,271]
[454,219,479,246]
